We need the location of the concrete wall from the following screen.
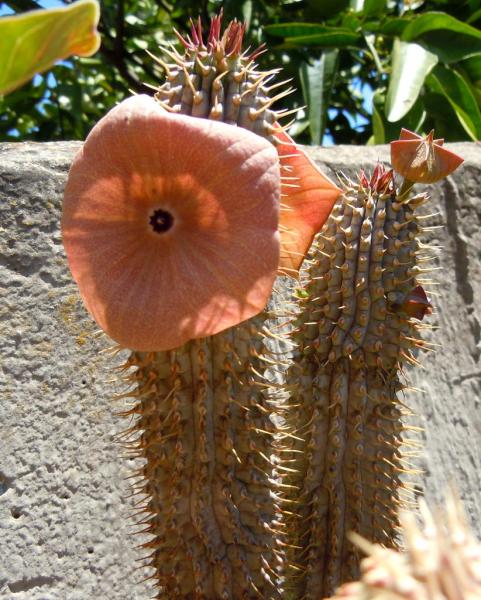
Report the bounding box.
[0,141,480,599]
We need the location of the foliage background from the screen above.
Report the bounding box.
[2,0,481,145]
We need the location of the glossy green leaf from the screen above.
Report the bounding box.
[372,89,387,144]
[341,13,361,31]
[427,64,481,140]
[372,88,426,144]
[0,0,100,95]
[363,0,387,17]
[305,0,350,19]
[466,7,481,24]
[264,23,361,47]
[286,30,361,48]
[300,49,339,145]
[401,12,481,62]
[350,0,387,12]
[379,17,411,37]
[401,96,426,134]
[386,39,437,122]
[242,0,253,26]
[460,54,481,86]
[349,0,365,10]
[264,23,335,38]
[423,91,470,141]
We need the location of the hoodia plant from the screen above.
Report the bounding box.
[61,13,463,600]
[279,131,462,598]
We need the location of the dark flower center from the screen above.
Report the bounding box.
[149,209,174,234]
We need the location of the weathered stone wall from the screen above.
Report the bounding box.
[0,141,480,599]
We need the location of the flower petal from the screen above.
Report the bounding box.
[62,95,281,350]
[399,128,444,146]
[399,128,421,141]
[275,129,341,273]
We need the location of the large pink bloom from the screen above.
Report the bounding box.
[62,95,280,351]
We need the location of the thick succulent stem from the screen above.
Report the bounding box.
[152,16,285,142]
[280,169,430,597]
[119,314,285,599]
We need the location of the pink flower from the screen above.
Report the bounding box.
[62,95,280,351]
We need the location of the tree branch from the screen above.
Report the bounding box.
[97,12,145,93]
[157,0,173,13]
[5,0,42,11]
[115,0,125,57]
[99,45,145,92]
[130,52,159,83]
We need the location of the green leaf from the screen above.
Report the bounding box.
[264,23,361,47]
[287,30,361,48]
[241,0,253,26]
[423,91,470,141]
[460,54,481,86]
[372,87,426,143]
[305,0,350,19]
[363,0,387,17]
[285,33,360,48]
[378,17,411,37]
[386,39,437,122]
[466,7,481,24]
[288,119,309,138]
[300,49,339,145]
[401,96,426,134]
[340,13,361,31]
[401,12,481,63]
[264,23,336,38]
[372,89,387,143]
[349,0,365,10]
[427,64,481,140]
[0,0,100,96]
[350,0,385,11]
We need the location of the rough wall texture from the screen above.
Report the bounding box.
[0,141,480,600]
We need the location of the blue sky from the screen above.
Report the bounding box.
[0,0,65,15]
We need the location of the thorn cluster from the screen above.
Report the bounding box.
[149,13,295,141]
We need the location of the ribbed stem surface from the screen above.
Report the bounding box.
[121,316,284,599]
[280,172,428,598]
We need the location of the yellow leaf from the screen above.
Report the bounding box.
[0,0,100,96]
